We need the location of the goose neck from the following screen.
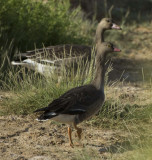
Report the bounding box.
[92,53,106,91]
[95,25,105,44]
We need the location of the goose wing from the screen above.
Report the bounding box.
[15,44,91,60]
[35,85,102,118]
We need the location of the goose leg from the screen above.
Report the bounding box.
[74,124,82,140]
[68,127,74,147]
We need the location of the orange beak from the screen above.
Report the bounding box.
[113,47,121,52]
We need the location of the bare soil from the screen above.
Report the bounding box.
[0,114,127,160]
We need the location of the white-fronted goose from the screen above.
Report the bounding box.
[34,42,121,147]
[11,18,121,74]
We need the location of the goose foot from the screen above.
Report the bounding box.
[68,127,74,148]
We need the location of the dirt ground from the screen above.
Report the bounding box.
[0,114,129,160]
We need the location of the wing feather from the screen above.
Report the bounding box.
[36,85,102,116]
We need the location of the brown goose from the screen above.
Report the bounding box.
[34,42,121,147]
[11,18,121,74]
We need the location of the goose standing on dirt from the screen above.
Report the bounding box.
[34,42,121,147]
[11,18,121,75]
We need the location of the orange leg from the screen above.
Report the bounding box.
[68,127,74,147]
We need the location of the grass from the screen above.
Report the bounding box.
[71,87,152,160]
[0,46,96,115]
[116,104,152,160]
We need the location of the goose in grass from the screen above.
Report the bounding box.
[34,42,121,147]
[11,18,121,75]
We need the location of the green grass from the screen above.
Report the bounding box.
[118,104,152,160]
[71,103,152,160]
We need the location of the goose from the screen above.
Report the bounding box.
[11,18,121,75]
[34,42,121,147]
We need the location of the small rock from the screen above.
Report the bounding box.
[99,148,108,153]
[40,127,45,130]
[50,140,56,145]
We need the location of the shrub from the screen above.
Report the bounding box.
[0,0,94,50]
[0,0,95,71]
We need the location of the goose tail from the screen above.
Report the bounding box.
[36,112,57,121]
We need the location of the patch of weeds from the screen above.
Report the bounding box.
[87,100,136,128]
[0,48,97,115]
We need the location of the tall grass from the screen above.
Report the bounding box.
[0,46,97,115]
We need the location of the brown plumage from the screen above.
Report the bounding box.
[34,42,121,147]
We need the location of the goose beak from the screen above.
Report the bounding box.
[113,47,121,52]
[111,23,122,30]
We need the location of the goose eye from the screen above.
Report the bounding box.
[106,20,110,23]
[108,44,111,48]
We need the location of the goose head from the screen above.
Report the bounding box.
[97,42,121,57]
[99,18,121,30]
